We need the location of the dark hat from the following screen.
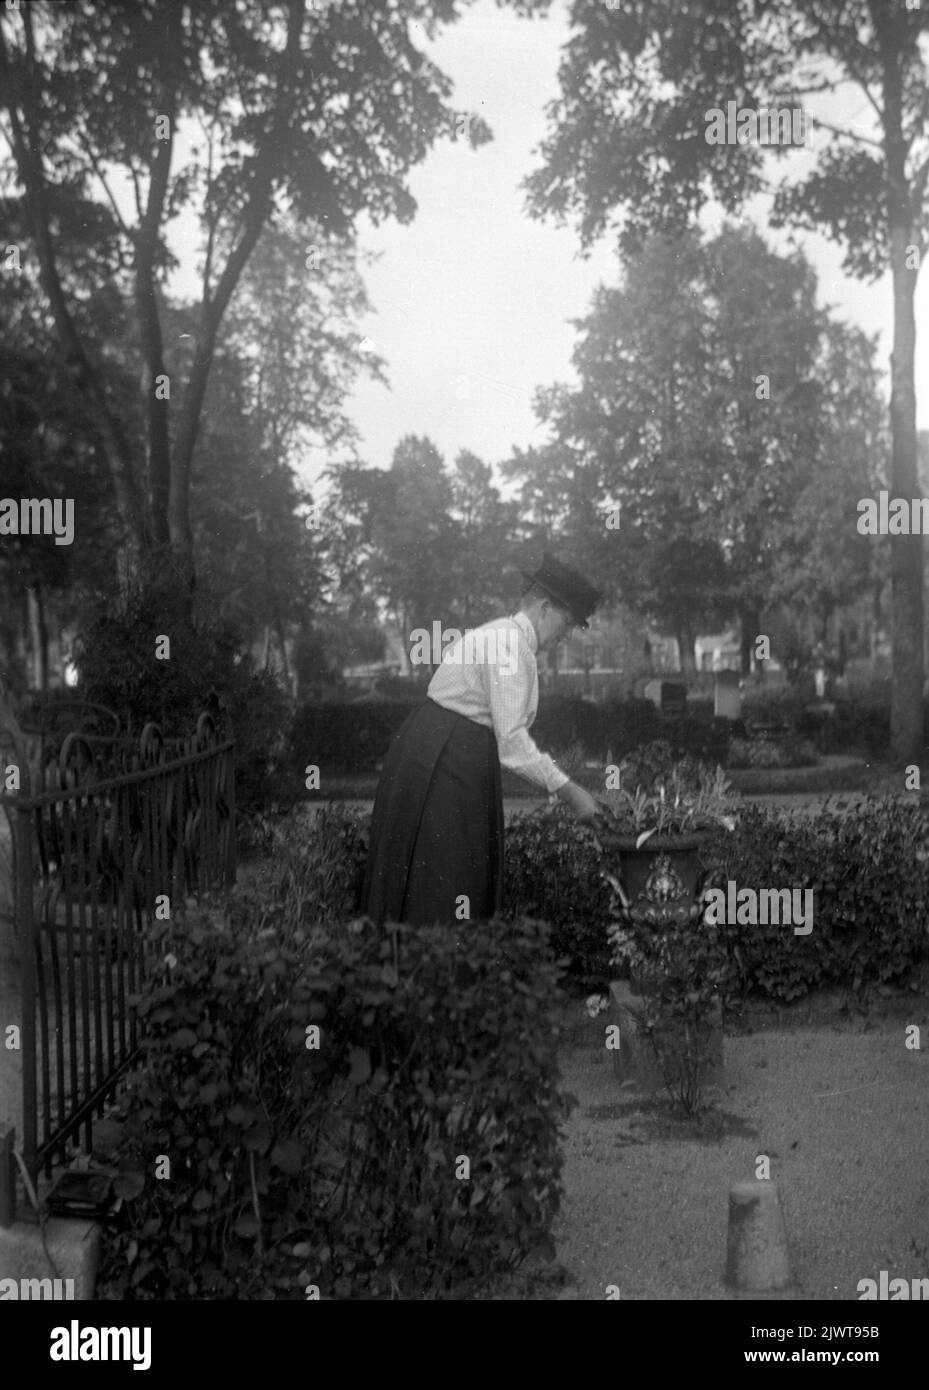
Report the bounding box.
[520,553,602,630]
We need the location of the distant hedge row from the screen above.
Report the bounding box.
[287,689,904,778]
[291,696,732,775]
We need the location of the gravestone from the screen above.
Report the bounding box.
[643,680,687,717]
[714,670,741,720]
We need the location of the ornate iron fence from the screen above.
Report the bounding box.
[0,702,235,1198]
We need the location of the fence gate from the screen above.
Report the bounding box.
[0,700,235,1208]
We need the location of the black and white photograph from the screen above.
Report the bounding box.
[1,0,928,1359]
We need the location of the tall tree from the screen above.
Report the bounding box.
[446,450,520,627]
[511,228,868,672]
[0,0,494,607]
[0,238,123,689]
[524,0,928,760]
[328,436,459,674]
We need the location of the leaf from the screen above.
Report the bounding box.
[348,1046,371,1085]
[367,1067,389,1094]
[270,1139,303,1174]
[113,1170,145,1199]
[92,1118,124,1152]
[243,1120,271,1153]
[635,828,657,849]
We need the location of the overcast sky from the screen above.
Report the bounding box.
[161,0,928,493]
[329,0,928,489]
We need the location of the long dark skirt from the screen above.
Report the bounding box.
[361,698,504,927]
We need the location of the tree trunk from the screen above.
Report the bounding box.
[887,240,922,757]
[878,5,924,761]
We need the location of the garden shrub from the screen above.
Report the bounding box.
[700,799,929,1000]
[608,909,730,1117]
[73,572,291,813]
[94,892,570,1300]
[246,805,369,921]
[507,797,929,1003]
[728,734,818,769]
[290,701,415,775]
[504,808,610,990]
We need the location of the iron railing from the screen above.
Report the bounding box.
[0,704,235,1198]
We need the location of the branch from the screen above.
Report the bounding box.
[902,87,929,158]
[171,0,307,535]
[72,127,135,243]
[807,13,885,127]
[809,117,884,149]
[910,148,929,222]
[201,120,216,309]
[129,160,145,223]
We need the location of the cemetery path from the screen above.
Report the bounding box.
[551,1005,929,1300]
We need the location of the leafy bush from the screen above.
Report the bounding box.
[94,888,570,1300]
[290,701,415,775]
[608,912,729,1116]
[699,799,929,1000]
[73,572,291,813]
[504,807,610,989]
[728,735,818,769]
[242,795,929,1012]
[608,739,712,793]
[246,805,369,921]
[508,796,929,1003]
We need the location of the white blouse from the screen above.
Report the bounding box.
[426,610,570,794]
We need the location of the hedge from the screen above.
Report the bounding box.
[699,800,929,1000]
[290,696,732,776]
[94,850,569,1300]
[504,798,929,1001]
[245,798,929,1004]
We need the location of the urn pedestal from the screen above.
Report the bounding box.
[604,834,725,1093]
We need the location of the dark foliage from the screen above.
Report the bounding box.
[94,876,570,1299]
[72,575,291,812]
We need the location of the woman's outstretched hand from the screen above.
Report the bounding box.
[556,779,601,824]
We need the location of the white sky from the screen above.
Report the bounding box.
[338,0,928,485]
[167,0,928,490]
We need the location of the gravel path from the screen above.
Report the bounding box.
[553,1007,929,1300]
